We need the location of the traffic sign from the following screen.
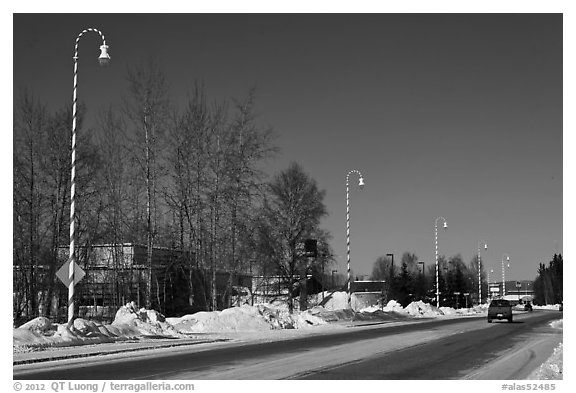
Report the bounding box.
[56,260,86,287]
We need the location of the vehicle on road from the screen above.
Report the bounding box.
[488,299,513,323]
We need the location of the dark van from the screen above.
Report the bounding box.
[488,299,513,323]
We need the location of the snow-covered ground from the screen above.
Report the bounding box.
[12,292,562,379]
[13,293,487,351]
[525,319,563,380]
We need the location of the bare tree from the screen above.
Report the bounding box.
[255,163,328,313]
[219,89,277,308]
[13,90,48,320]
[123,58,170,309]
[95,108,131,308]
[164,83,212,310]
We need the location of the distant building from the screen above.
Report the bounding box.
[50,243,252,321]
[488,279,534,304]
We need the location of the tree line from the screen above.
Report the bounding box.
[370,252,492,307]
[371,252,563,307]
[533,254,562,306]
[13,59,334,321]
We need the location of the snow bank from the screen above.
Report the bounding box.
[13,294,489,351]
[527,343,563,380]
[112,302,180,337]
[404,301,443,317]
[167,305,273,332]
[382,300,405,313]
[13,317,119,350]
[14,302,183,350]
[534,304,562,311]
[525,318,563,380]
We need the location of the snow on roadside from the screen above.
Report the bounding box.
[13,302,184,352]
[526,319,563,380]
[534,304,562,311]
[9,293,503,352]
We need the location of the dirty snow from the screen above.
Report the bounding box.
[12,293,484,350]
[526,319,563,380]
[12,293,563,380]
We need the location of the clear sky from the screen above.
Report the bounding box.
[12,12,564,281]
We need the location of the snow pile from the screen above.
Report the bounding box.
[112,302,180,337]
[13,302,184,350]
[167,305,273,332]
[13,317,119,350]
[382,300,405,313]
[168,303,329,332]
[306,306,356,323]
[404,301,443,317]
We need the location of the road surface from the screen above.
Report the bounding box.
[13,310,562,380]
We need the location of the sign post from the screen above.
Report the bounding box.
[56,260,86,326]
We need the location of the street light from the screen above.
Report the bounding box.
[68,28,110,328]
[434,217,447,307]
[487,268,494,301]
[501,253,511,297]
[477,240,488,305]
[346,169,365,309]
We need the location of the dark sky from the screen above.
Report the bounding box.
[12,13,563,281]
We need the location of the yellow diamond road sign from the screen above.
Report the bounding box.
[56,260,86,287]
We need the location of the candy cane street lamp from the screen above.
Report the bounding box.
[487,268,494,301]
[434,217,447,307]
[502,253,511,297]
[346,169,365,308]
[67,28,110,328]
[477,241,488,304]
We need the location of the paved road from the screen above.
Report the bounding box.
[14,310,562,380]
[296,311,562,379]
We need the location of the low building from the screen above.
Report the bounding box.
[52,243,251,321]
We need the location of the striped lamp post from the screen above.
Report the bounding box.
[488,268,494,301]
[68,28,110,328]
[346,169,365,309]
[502,253,510,297]
[434,217,447,307]
[477,240,488,305]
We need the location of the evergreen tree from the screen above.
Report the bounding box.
[394,260,413,307]
[533,254,562,305]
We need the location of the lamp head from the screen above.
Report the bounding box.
[358,176,365,189]
[506,256,510,262]
[98,44,111,66]
[443,221,447,230]
[484,244,488,250]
